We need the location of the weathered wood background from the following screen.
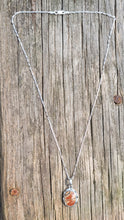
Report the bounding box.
[0,0,124,219]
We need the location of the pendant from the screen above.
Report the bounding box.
[62,178,78,207]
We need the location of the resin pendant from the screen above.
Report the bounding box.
[62,187,78,207]
[62,178,78,207]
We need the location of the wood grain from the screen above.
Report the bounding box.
[0,0,124,219]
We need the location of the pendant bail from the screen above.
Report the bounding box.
[65,178,72,187]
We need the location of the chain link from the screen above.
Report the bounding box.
[11,10,116,182]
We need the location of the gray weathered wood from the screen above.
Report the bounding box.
[0,0,124,219]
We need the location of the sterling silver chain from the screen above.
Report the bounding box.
[11,10,116,183]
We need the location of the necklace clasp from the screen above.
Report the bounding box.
[48,10,70,15]
[54,10,65,15]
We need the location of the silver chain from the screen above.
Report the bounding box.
[11,10,116,182]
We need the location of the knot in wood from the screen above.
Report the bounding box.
[113,95,123,105]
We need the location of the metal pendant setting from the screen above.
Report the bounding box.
[62,178,78,207]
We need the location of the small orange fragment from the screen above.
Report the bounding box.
[9,188,20,196]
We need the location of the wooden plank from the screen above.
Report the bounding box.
[0,0,124,219]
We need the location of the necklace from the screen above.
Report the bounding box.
[11,10,116,207]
